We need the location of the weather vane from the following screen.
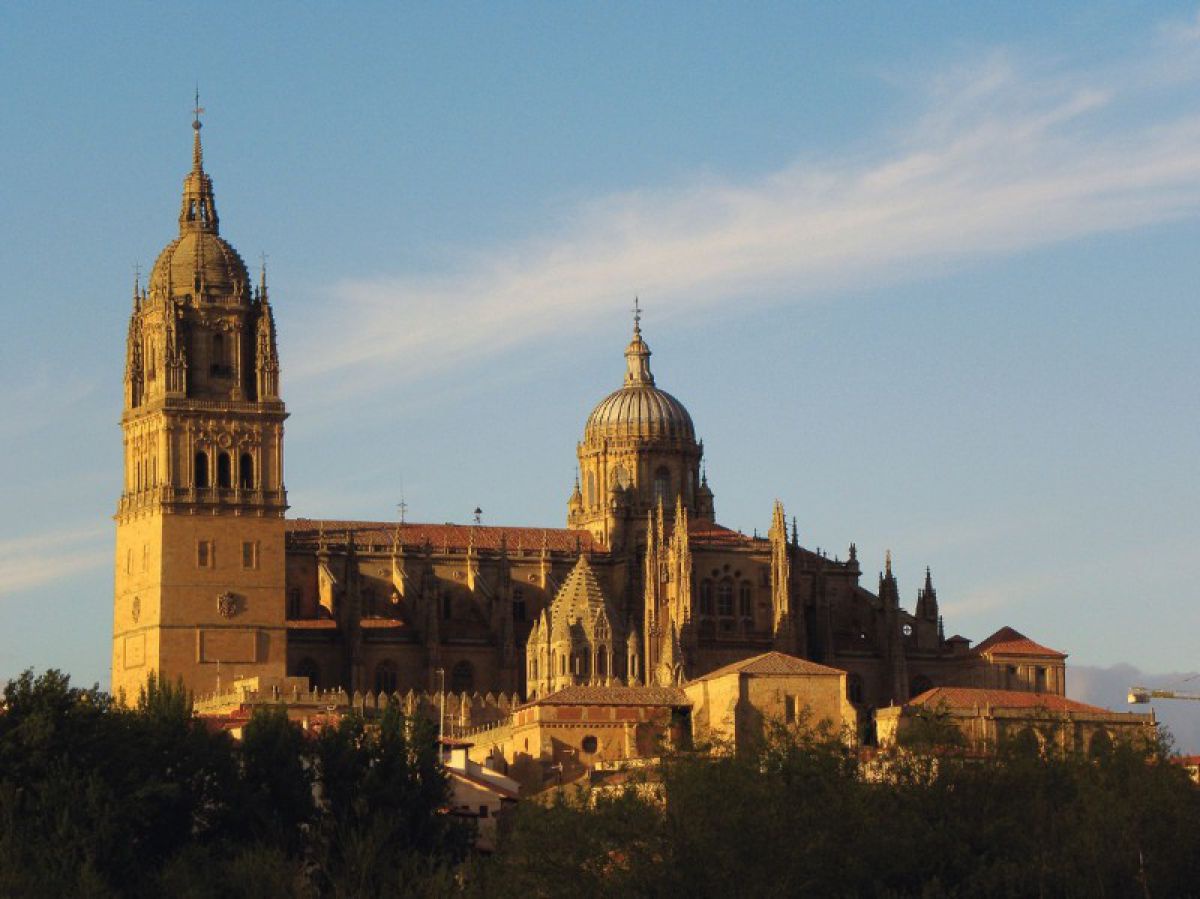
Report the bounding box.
[633,296,641,330]
[192,87,204,126]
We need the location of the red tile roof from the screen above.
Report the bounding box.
[692,651,846,682]
[528,685,690,707]
[972,626,1066,660]
[686,520,760,547]
[908,687,1110,715]
[286,519,599,553]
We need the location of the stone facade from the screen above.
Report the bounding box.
[113,114,287,702]
[115,116,1086,729]
[684,651,858,750]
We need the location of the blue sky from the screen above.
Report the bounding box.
[2,3,1199,736]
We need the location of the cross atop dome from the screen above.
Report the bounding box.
[624,298,654,387]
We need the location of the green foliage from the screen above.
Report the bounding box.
[4,667,1198,897]
[469,719,1200,899]
[0,670,465,897]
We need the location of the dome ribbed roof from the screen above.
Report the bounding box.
[583,318,695,442]
[149,230,250,301]
[586,384,695,441]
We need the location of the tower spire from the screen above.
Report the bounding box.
[623,299,654,387]
[191,88,205,172]
[179,95,219,235]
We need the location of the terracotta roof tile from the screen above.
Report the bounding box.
[692,651,846,682]
[528,685,690,707]
[909,686,1110,715]
[973,626,1066,659]
[286,519,600,554]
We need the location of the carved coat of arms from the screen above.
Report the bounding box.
[217,591,240,619]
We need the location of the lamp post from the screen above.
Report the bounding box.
[436,667,446,754]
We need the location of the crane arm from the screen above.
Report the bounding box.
[1128,686,1200,704]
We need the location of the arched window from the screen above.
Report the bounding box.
[596,648,607,677]
[717,581,734,617]
[586,471,596,507]
[699,580,714,616]
[194,451,209,489]
[612,465,630,490]
[451,660,474,693]
[374,660,398,695]
[738,582,753,618]
[1089,729,1113,759]
[296,658,320,691]
[1010,727,1042,757]
[559,654,566,676]
[239,453,254,489]
[216,453,232,488]
[654,467,670,505]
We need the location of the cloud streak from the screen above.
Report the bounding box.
[0,526,109,597]
[287,19,1200,401]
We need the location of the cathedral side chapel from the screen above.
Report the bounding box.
[116,114,1109,746]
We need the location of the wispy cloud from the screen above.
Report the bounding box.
[0,525,109,597]
[289,16,1200,400]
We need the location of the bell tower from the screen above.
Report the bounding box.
[112,105,288,702]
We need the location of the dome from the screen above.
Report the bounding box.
[149,230,250,302]
[585,384,695,441]
[147,116,250,303]
[583,318,696,443]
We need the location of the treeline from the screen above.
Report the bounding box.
[4,670,1200,898]
[0,670,468,897]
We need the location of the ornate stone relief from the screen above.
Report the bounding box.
[217,591,241,619]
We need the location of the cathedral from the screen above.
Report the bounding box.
[113,114,1075,729]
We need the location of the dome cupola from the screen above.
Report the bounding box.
[583,309,695,444]
[569,304,714,548]
[147,104,250,305]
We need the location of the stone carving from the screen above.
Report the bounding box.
[217,591,240,619]
[131,595,141,623]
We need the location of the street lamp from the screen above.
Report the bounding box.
[436,667,446,752]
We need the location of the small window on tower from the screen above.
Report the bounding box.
[194,451,209,489]
[217,453,232,489]
[241,541,258,569]
[197,540,214,569]
[239,453,254,490]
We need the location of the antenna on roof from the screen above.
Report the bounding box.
[473,507,482,526]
